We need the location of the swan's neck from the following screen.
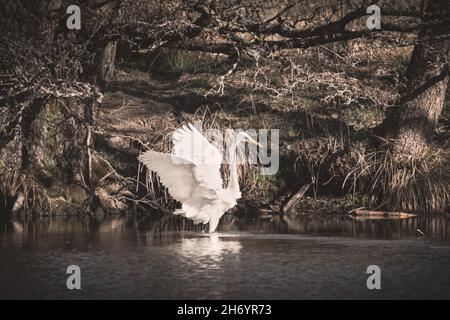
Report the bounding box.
[227,140,240,196]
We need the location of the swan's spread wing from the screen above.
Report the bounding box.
[172,124,222,164]
[172,124,223,190]
[139,151,216,202]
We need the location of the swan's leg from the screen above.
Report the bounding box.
[209,215,220,233]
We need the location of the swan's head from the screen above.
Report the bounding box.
[222,130,264,165]
[227,131,263,148]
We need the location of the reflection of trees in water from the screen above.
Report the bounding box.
[0,217,129,249]
[266,215,450,240]
[136,213,450,240]
[1,215,449,245]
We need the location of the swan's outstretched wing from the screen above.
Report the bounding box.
[172,124,223,190]
[139,151,216,203]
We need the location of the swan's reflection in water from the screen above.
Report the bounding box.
[176,234,242,270]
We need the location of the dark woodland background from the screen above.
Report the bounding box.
[0,0,449,221]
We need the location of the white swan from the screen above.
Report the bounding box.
[139,124,260,232]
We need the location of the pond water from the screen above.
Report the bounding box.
[0,214,450,300]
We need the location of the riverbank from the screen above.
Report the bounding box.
[57,45,450,217]
[93,65,360,217]
[1,45,449,219]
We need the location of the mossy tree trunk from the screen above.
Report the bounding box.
[88,1,121,86]
[382,0,450,157]
[95,40,117,85]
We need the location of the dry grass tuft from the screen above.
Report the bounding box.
[0,165,57,215]
[345,144,450,214]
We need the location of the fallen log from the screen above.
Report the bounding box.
[352,209,417,219]
[282,184,311,214]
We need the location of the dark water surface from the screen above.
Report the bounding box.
[1,214,450,300]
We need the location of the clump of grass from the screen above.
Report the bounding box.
[0,165,56,216]
[149,49,222,74]
[240,168,279,201]
[340,106,384,130]
[293,136,349,197]
[344,145,450,214]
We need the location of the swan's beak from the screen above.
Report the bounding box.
[242,133,264,148]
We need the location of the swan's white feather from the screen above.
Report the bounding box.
[139,124,245,232]
[172,124,223,190]
[138,151,216,203]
